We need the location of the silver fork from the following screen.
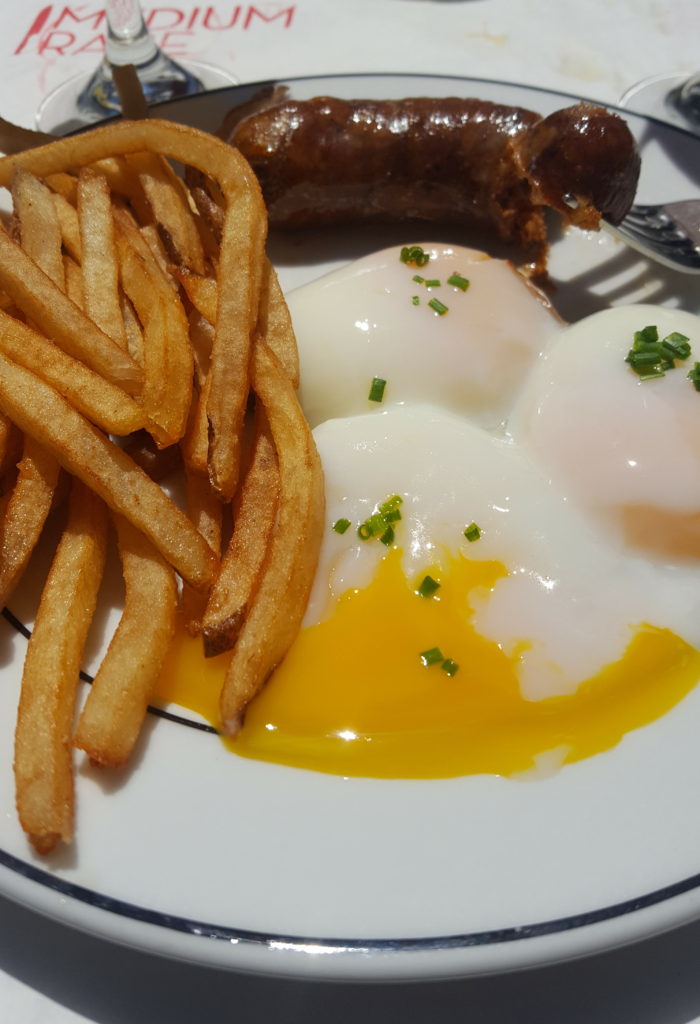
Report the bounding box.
[603,199,700,273]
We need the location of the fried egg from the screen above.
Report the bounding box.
[287,243,562,430]
[155,246,700,780]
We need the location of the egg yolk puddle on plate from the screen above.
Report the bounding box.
[154,548,700,779]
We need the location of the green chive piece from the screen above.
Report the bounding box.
[627,349,665,367]
[380,525,395,546]
[424,279,441,288]
[400,245,430,267]
[447,273,470,291]
[366,512,385,536]
[464,522,481,542]
[626,326,692,380]
[428,297,449,316]
[333,518,351,534]
[412,275,425,284]
[688,363,700,390]
[663,331,691,359]
[420,647,444,666]
[368,377,387,403]
[441,659,459,677]
[378,495,403,515]
[634,325,659,347]
[411,296,420,306]
[357,495,404,544]
[417,575,441,598]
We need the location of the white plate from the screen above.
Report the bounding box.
[2,74,700,984]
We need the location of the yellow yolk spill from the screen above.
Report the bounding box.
[154,548,700,779]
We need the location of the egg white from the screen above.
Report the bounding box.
[287,243,561,431]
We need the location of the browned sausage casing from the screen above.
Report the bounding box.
[228,96,640,275]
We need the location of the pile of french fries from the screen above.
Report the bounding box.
[0,119,324,855]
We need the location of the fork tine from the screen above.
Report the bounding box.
[602,198,700,274]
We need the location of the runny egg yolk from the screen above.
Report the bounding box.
[154,548,700,779]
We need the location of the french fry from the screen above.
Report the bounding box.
[0,309,145,435]
[0,228,141,393]
[63,255,84,309]
[120,292,145,366]
[90,156,151,222]
[13,479,108,854]
[44,171,78,203]
[0,351,218,590]
[0,436,62,609]
[176,260,299,386]
[173,268,217,323]
[77,169,127,348]
[126,151,206,274]
[181,466,224,635]
[0,119,268,500]
[73,515,177,767]
[0,409,21,483]
[12,168,64,289]
[202,405,278,656]
[116,234,193,446]
[51,191,82,262]
[219,341,324,733]
[258,259,300,387]
[180,311,213,474]
[180,371,211,474]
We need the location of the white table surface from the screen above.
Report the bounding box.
[2,1,700,1020]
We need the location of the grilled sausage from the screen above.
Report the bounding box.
[227,95,640,276]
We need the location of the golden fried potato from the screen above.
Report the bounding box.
[14,480,107,853]
[0,351,217,590]
[0,436,61,609]
[77,168,127,348]
[202,405,278,657]
[219,341,324,734]
[74,514,178,768]
[0,228,141,392]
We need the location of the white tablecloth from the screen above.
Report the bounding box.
[2,2,700,1021]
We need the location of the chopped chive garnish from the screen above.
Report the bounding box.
[689,363,700,391]
[464,522,481,542]
[368,377,387,403]
[380,525,395,546]
[416,575,440,598]
[411,295,420,306]
[333,518,351,534]
[428,297,449,316]
[366,512,385,535]
[378,495,403,515]
[626,326,692,379]
[412,274,425,284]
[420,647,444,666]
[664,331,691,359]
[358,494,403,545]
[627,349,665,366]
[441,659,459,677]
[447,273,470,291]
[400,245,430,267]
[424,279,441,288]
[634,325,659,347]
